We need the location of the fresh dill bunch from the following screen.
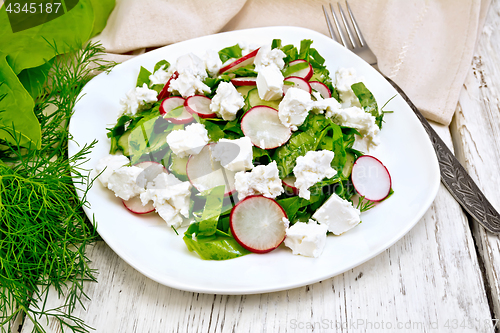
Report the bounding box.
[356,195,376,213]
[0,42,116,333]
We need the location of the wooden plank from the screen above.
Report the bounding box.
[450,0,500,322]
[21,124,493,333]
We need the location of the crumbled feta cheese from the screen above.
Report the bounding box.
[204,49,222,77]
[168,53,211,98]
[95,155,130,187]
[312,193,361,235]
[352,134,381,153]
[107,166,145,200]
[328,106,380,149]
[174,53,208,78]
[293,150,337,200]
[210,82,245,121]
[284,220,328,258]
[149,64,171,85]
[212,137,254,172]
[311,92,343,118]
[140,173,192,228]
[120,83,158,115]
[166,123,209,158]
[335,67,364,107]
[256,65,284,101]
[234,161,284,200]
[168,73,210,98]
[278,87,313,131]
[254,44,286,71]
[238,41,259,56]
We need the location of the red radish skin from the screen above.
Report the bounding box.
[231,77,257,86]
[219,48,260,74]
[282,176,299,195]
[186,144,236,196]
[287,60,313,81]
[351,155,392,202]
[160,97,194,124]
[184,95,216,118]
[157,71,179,101]
[123,196,154,214]
[241,106,291,149]
[283,76,312,95]
[122,161,168,214]
[230,195,288,253]
[309,81,332,99]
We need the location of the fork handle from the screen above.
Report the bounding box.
[383,76,500,233]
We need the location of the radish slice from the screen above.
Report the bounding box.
[241,106,291,149]
[186,144,236,196]
[231,77,257,86]
[283,76,312,95]
[287,59,313,81]
[351,155,392,202]
[219,48,260,74]
[123,161,168,214]
[157,71,179,101]
[230,195,288,253]
[282,176,299,195]
[184,95,216,118]
[160,97,194,124]
[309,81,331,99]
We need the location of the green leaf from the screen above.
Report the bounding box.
[0,0,95,74]
[136,66,152,87]
[89,0,115,37]
[195,185,225,237]
[17,59,53,99]
[0,52,40,148]
[154,60,170,73]
[351,82,383,128]
[127,113,161,164]
[282,61,309,77]
[183,234,250,260]
[218,44,243,63]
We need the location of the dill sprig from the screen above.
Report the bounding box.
[356,195,376,212]
[0,42,116,333]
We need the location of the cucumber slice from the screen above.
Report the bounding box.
[169,154,189,181]
[236,85,254,98]
[342,152,356,179]
[117,129,132,156]
[246,88,280,110]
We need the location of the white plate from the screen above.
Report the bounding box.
[69,27,440,295]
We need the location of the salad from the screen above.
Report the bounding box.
[95,39,393,260]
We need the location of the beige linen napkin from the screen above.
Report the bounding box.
[94,0,490,125]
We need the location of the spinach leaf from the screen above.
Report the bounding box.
[0,53,40,148]
[351,82,383,128]
[17,60,53,99]
[183,234,250,260]
[137,66,152,87]
[190,185,225,237]
[218,44,243,63]
[154,60,170,73]
[89,0,116,37]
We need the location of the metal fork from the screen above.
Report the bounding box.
[323,1,500,234]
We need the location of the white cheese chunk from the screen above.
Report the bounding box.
[107,166,145,200]
[149,64,172,85]
[210,82,245,121]
[238,41,259,56]
[278,87,312,130]
[312,193,361,235]
[140,173,192,228]
[254,43,286,70]
[166,123,209,158]
[335,67,364,107]
[328,106,380,150]
[234,161,284,200]
[284,220,328,258]
[120,83,158,115]
[204,49,223,77]
[212,137,254,172]
[311,92,343,118]
[167,53,211,98]
[293,150,337,200]
[256,65,284,101]
[95,154,130,187]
